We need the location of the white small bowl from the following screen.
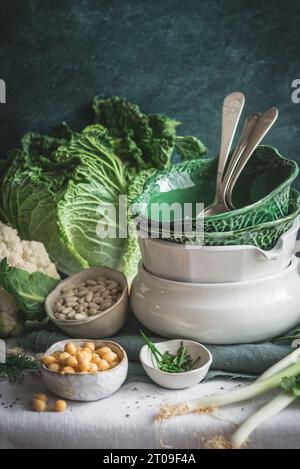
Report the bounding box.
[139,339,212,389]
[41,339,128,401]
[45,266,128,338]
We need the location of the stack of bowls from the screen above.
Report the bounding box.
[130,146,300,344]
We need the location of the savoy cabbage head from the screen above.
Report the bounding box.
[0,98,207,280]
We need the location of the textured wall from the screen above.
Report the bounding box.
[1,0,300,184]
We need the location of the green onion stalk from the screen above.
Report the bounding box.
[157,348,300,448]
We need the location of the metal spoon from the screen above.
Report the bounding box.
[204,92,245,216]
[226,107,279,209]
[213,112,261,214]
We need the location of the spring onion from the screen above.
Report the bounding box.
[157,348,300,448]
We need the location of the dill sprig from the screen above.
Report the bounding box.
[0,352,41,384]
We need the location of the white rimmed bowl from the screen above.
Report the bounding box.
[45,267,128,338]
[41,339,128,401]
[140,339,212,389]
[138,217,300,283]
[131,258,300,344]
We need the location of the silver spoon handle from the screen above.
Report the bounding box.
[226,107,279,207]
[219,113,261,200]
[215,92,245,198]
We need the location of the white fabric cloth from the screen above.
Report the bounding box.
[0,377,299,449]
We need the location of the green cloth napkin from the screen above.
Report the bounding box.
[21,312,295,382]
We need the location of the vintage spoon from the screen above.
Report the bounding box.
[212,112,261,214]
[204,92,245,216]
[226,106,279,209]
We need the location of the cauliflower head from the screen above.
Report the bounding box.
[0,222,59,278]
[0,222,59,337]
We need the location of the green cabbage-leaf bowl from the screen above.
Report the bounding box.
[131,145,298,233]
[143,188,300,250]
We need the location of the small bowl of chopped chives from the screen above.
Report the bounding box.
[139,332,212,389]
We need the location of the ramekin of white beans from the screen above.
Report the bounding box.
[45,267,128,338]
[41,339,128,401]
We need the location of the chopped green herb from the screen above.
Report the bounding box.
[140,330,200,373]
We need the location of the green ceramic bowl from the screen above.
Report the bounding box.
[149,189,300,250]
[132,146,299,233]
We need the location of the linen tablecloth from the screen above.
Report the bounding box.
[0,376,299,449]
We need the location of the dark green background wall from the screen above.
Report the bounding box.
[1,0,300,181]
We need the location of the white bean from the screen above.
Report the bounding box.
[78,289,89,297]
[74,312,88,320]
[86,291,93,302]
[61,285,75,293]
[55,313,67,320]
[86,279,97,286]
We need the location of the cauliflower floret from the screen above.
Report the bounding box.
[0,288,18,338]
[21,240,60,278]
[0,222,59,279]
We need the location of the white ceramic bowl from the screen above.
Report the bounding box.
[138,217,300,283]
[45,267,128,338]
[41,339,128,401]
[140,339,212,389]
[131,258,300,344]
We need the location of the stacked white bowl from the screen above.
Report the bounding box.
[131,218,300,344]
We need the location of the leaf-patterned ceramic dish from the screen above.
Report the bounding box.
[131,146,298,233]
[152,189,300,250]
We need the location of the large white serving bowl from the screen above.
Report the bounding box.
[131,258,300,345]
[138,217,300,283]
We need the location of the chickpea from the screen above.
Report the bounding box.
[77,360,90,372]
[64,342,77,355]
[52,351,62,360]
[59,352,71,363]
[63,356,78,368]
[76,351,90,362]
[32,398,47,412]
[89,362,98,373]
[83,341,95,352]
[42,355,57,367]
[48,363,61,373]
[98,359,110,371]
[101,351,117,363]
[61,366,75,374]
[91,353,101,365]
[34,393,48,402]
[109,361,119,368]
[82,347,93,357]
[95,346,111,356]
[54,400,67,412]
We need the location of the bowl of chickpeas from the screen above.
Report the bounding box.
[45,266,128,338]
[41,339,128,401]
